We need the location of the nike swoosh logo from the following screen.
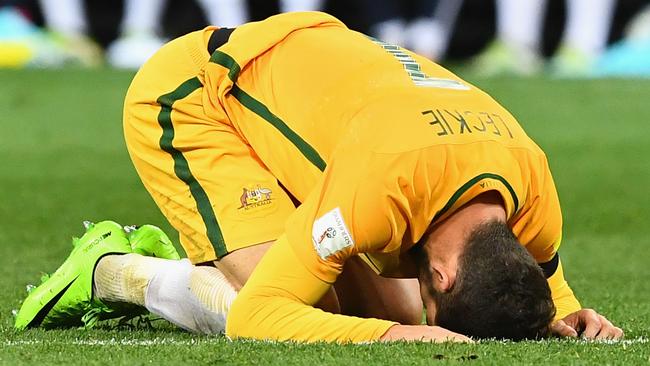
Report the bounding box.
[28,274,80,328]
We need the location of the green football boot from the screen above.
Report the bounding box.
[125,224,181,260]
[14,220,132,330]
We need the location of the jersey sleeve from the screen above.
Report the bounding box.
[516,158,581,320]
[226,145,420,342]
[225,234,397,342]
[286,147,421,284]
[547,257,581,320]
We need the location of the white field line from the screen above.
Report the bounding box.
[1,337,648,347]
[479,337,650,346]
[2,337,223,347]
[585,337,649,345]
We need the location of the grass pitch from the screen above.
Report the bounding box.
[1,69,649,365]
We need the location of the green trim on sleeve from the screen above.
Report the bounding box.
[157,77,228,257]
[433,173,519,222]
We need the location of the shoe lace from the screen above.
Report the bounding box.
[116,313,159,330]
[81,305,157,330]
[81,304,113,329]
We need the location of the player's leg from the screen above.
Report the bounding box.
[119,25,305,333]
[212,241,272,290]
[38,0,86,37]
[334,256,423,325]
[106,0,168,69]
[37,0,102,66]
[94,251,237,333]
[279,0,324,13]
[405,0,463,61]
[471,0,546,76]
[362,0,408,48]
[195,0,249,28]
[14,29,228,331]
[14,221,136,329]
[496,0,547,52]
[549,0,616,76]
[74,24,342,333]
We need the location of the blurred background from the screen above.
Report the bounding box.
[1,0,650,77]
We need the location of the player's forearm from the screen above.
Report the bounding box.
[225,235,396,343]
[547,260,581,320]
[226,289,395,343]
[379,324,472,342]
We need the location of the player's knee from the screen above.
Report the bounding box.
[379,282,424,325]
[391,301,424,325]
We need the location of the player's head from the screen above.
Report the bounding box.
[416,220,555,340]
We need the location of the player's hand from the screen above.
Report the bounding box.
[550,309,623,340]
[380,324,472,343]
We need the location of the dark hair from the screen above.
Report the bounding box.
[418,220,556,340]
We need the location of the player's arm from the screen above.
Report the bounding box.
[538,250,581,320]
[531,165,623,340]
[520,164,581,320]
[226,234,468,343]
[226,148,470,343]
[545,253,582,320]
[225,234,392,342]
[542,251,623,340]
[535,240,623,340]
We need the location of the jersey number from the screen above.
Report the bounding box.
[370,37,469,90]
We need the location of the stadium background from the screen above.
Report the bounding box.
[11,0,650,60]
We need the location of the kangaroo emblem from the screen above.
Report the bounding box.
[239,186,273,209]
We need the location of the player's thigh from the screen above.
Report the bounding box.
[127,115,296,264]
[123,32,296,267]
[124,28,338,312]
[215,240,273,290]
[334,256,423,325]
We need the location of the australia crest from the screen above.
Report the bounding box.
[239,185,273,209]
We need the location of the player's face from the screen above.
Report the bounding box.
[414,224,466,326]
[421,289,437,325]
[418,263,442,326]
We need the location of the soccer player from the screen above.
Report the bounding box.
[15,11,623,343]
[471,0,617,77]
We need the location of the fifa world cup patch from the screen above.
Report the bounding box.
[312,207,355,260]
[238,185,273,210]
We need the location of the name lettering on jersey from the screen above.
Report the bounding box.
[369,38,470,90]
[421,109,514,138]
[312,207,354,260]
[238,185,273,210]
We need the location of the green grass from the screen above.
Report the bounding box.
[1,69,649,365]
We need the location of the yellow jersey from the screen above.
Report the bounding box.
[124,11,580,343]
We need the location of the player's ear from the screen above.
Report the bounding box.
[430,262,454,292]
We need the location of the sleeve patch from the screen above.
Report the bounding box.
[312,207,355,260]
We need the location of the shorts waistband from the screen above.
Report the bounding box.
[207,27,236,54]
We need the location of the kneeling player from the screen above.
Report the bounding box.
[15,12,622,342]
